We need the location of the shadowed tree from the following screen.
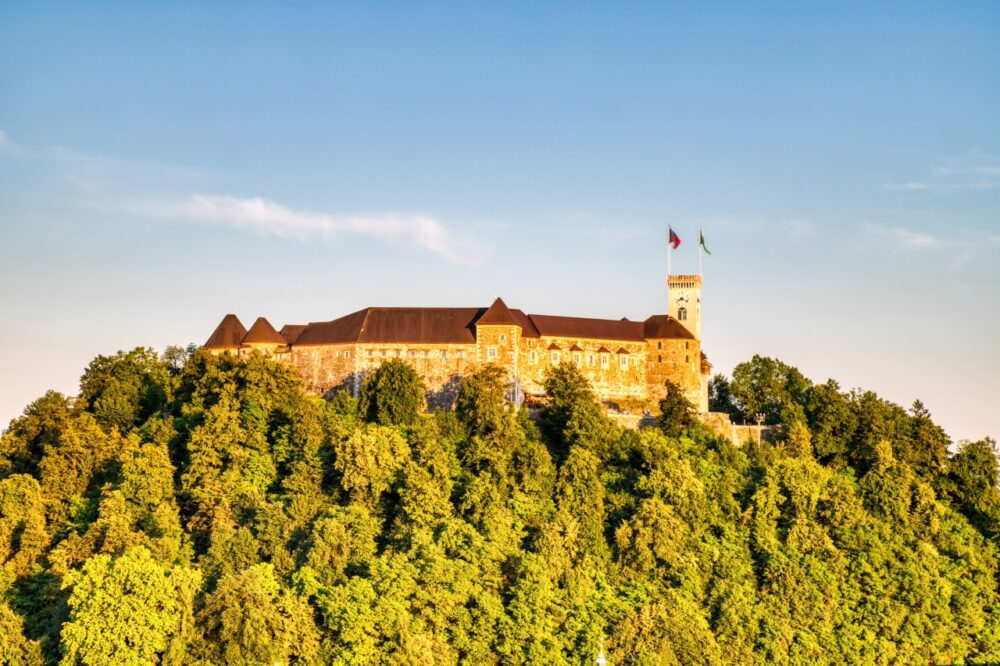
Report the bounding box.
[455,364,509,437]
[359,359,426,426]
[657,381,697,438]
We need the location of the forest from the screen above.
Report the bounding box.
[0,347,998,665]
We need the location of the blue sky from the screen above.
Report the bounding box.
[1,2,998,442]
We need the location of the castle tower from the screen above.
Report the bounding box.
[668,274,702,340]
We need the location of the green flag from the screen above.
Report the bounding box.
[700,228,711,255]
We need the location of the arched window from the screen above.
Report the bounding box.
[678,307,688,321]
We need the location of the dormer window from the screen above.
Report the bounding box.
[678,307,688,321]
[550,352,560,366]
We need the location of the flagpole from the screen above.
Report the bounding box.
[698,227,702,276]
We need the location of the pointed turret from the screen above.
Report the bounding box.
[476,297,520,326]
[204,314,247,353]
[242,317,285,345]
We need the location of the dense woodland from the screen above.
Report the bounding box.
[1,347,998,665]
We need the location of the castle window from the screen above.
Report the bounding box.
[530,350,538,363]
[487,346,497,360]
[678,307,688,321]
[499,334,506,343]
[588,354,594,365]
[619,355,628,369]
[572,352,581,365]
[408,350,415,358]
[600,353,609,369]
[685,341,689,349]
[685,355,690,363]
[368,350,374,358]
[550,352,560,366]
[442,351,448,360]
[345,351,350,359]
[658,354,662,363]
[657,341,662,350]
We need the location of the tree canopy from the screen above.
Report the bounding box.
[0,347,997,664]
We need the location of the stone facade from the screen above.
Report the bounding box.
[205,274,712,411]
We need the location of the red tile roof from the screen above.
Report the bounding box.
[214,303,695,348]
[205,314,247,349]
[242,317,286,345]
[642,315,695,340]
[476,298,519,326]
[279,324,307,344]
[527,314,646,341]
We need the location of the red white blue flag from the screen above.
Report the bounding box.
[668,226,681,249]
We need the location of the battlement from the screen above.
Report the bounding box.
[668,274,702,289]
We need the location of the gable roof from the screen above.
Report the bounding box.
[527,314,646,342]
[205,314,247,349]
[279,324,307,344]
[294,308,483,346]
[243,317,285,345]
[642,315,695,340]
[223,304,696,348]
[476,298,520,326]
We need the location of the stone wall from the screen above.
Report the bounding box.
[517,335,648,400]
[698,412,775,447]
[278,332,706,411]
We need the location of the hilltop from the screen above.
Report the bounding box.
[0,347,997,664]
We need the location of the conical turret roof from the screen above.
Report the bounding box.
[205,314,247,349]
[242,317,285,345]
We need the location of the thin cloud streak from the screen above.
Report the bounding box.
[133,194,490,267]
[886,152,1000,191]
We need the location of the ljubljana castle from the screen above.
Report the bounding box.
[204,275,711,411]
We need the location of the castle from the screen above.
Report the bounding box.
[204,275,711,411]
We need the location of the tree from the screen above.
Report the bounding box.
[949,437,1000,539]
[77,348,172,433]
[198,563,319,665]
[539,365,604,458]
[657,381,696,438]
[455,364,508,436]
[359,359,426,426]
[59,547,200,666]
[729,355,811,425]
[333,424,410,508]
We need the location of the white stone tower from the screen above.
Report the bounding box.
[668,274,702,340]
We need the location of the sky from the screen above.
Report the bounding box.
[1,2,998,443]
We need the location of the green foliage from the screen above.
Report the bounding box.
[197,563,319,665]
[657,381,696,437]
[455,364,509,436]
[59,546,200,666]
[359,359,425,426]
[0,346,997,664]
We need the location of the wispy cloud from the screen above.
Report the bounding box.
[0,131,488,267]
[869,225,946,250]
[124,194,489,267]
[885,152,1000,192]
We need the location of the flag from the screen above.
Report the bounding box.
[668,226,681,249]
[699,228,711,255]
